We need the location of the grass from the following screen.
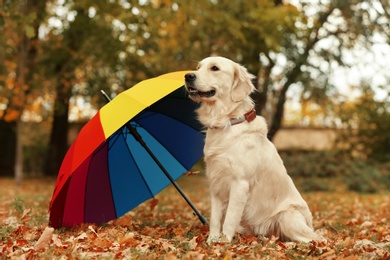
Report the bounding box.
[0,175,389,259]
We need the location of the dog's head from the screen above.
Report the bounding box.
[184,56,255,104]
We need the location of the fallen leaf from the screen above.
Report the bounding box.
[76,232,88,241]
[223,254,233,260]
[4,216,18,228]
[188,236,198,250]
[360,221,373,228]
[21,208,31,223]
[184,171,200,176]
[164,253,178,260]
[185,251,205,260]
[150,198,159,211]
[112,214,132,227]
[337,255,360,260]
[34,227,54,251]
[320,249,336,259]
[118,232,139,246]
[88,225,98,237]
[161,240,176,252]
[93,237,112,248]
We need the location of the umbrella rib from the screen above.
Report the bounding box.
[139,97,204,133]
[134,109,203,170]
[104,138,119,220]
[83,149,94,224]
[103,128,155,218]
[121,128,155,199]
[123,122,208,226]
[132,122,189,172]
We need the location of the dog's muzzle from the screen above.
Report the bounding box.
[185,73,216,98]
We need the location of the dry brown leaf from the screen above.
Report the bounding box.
[34,227,54,251]
[20,208,31,223]
[88,225,98,237]
[150,198,159,211]
[184,171,201,176]
[319,249,336,259]
[337,255,360,260]
[185,251,205,260]
[188,236,198,250]
[164,253,178,260]
[161,240,176,252]
[92,237,112,248]
[112,214,132,227]
[76,232,88,240]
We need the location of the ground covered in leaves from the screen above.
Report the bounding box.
[1,176,389,259]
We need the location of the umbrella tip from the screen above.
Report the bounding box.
[100,90,111,102]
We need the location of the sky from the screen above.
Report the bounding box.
[287,0,390,101]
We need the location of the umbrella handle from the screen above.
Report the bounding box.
[101,90,209,226]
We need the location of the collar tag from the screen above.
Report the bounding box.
[230,109,256,126]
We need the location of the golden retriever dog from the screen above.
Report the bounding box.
[184,56,322,243]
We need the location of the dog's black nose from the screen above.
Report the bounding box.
[185,73,196,82]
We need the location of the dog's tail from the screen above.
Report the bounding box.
[277,209,323,242]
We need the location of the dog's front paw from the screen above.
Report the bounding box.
[207,234,221,244]
[207,233,231,244]
[220,233,230,242]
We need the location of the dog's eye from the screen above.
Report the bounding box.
[210,65,219,71]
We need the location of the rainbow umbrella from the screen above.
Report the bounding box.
[49,71,207,229]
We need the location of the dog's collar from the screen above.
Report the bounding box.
[230,108,257,126]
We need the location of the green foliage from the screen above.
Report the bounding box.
[281,150,390,193]
[0,224,15,241]
[13,197,25,216]
[283,87,390,193]
[336,87,390,162]
[21,122,50,175]
[343,160,390,193]
[299,178,331,193]
[23,141,48,175]
[281,150,343,178]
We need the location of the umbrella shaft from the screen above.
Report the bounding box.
[127,123,209,226]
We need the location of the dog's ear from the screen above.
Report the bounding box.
[231,63,255,102]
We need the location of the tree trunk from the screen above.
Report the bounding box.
[268,83,289,141]
[14,32,28,185]
[44,8,94,176]
[15,120,24,184]
[8,0,48,182]
[254,54,275,119]
[267,8,335,141]
[44,79,71,176]
[0,120,16,176]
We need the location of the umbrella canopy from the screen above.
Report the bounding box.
[49,71,205,229]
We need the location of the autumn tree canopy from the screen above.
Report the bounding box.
[0,0,389,176]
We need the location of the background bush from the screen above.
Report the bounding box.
[280,150,390,193]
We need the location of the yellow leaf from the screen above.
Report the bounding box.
[4,109,20,121]
[24,24,35,38]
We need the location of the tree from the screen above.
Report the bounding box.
[337,86,390,161]
[43,1,126,175]
[2,0,389,177]
[0,0,47,182]
[153,0,389,141]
